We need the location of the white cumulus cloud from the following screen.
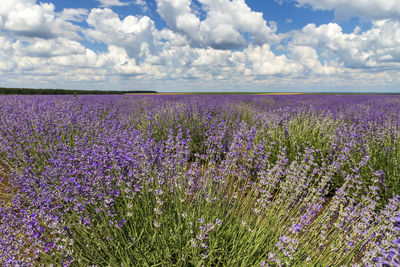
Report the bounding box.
[25,38,87,58]
[239,44,302,76]
[290,20,400,69]
[288,45,341,75]
[95,0,129,8]
[59,8,89,22]
[0,0,399,91]
[156,0,280,50]
[292,0,400,21]
[85,8,157,61]
[0,0,82,39]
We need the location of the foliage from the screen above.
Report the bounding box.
[0,87,156,95]
[0,95,399,266]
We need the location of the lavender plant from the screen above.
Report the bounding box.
[0,95,399,266]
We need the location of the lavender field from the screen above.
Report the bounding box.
[0,95,400,266]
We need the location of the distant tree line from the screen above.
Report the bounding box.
[0,87,157,95]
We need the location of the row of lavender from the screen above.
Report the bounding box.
[0,95,399,265]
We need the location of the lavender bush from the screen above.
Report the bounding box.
[0,95,399,266]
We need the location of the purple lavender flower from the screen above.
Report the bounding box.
[1,95,400,265]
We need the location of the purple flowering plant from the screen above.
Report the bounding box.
[0,94,399,265]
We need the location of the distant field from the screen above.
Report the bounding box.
[1,87,399,95]
[126,92,400,95]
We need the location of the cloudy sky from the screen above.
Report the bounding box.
[0,0,400,92]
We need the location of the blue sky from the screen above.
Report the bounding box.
[0,0,399,92]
